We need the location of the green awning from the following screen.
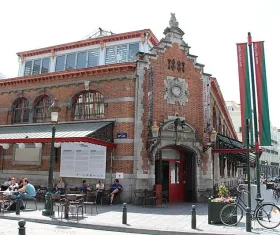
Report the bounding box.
[216,134,256,164]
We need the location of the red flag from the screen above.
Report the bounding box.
[237,43,252,145]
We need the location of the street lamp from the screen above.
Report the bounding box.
[264,160,269,181]
[42,99,61,216]
[203,128,218,152]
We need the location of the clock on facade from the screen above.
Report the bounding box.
[171,85,182,98]
[164,76,188,106]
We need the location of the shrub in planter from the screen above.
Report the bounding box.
[208,184,235,224]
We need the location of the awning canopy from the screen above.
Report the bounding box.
[212,134,256,165]
[0,121,116,148]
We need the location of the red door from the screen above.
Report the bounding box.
[169,159,184,202]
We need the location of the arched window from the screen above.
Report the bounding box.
[73,90,104,120]
[12,98,29,123]
[34,95,52,123]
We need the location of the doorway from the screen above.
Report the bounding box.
[155,148,196,202]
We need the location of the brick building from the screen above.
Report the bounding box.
[0,14,251,203]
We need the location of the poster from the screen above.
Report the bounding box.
[60,142,106,179]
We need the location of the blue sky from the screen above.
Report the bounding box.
[0,0,279,126]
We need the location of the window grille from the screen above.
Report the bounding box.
[73,91,104,120]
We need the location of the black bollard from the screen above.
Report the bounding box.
[16,199,20,215]
[246,207,251,232]
[191,205,196,229]
[18,220,26,235]
[122,203,127,224]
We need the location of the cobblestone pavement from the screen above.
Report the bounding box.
[0,219,145,235]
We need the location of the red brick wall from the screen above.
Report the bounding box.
[0,71,136,173]
[141,43,204,171]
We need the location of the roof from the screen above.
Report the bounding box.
[0,62,136,88]
[17,29,159,58]
[210,78,238,139]
[0,122,116,148]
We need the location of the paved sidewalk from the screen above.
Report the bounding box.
[1,185,279,235]
[1,200,279,235]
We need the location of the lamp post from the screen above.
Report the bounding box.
[42,99,61,216]
[264,160,268,182]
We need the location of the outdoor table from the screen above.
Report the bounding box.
[0,191,20,215]
[64,194,84,219]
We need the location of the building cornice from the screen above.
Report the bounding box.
[0,63,136,88]
[17,29,159,58]
[210,77,238,139]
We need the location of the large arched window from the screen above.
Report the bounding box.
[73,90,104,120]
[12,98,29,123]
[34,95,52,123]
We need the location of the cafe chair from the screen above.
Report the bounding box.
[83,191,98,215]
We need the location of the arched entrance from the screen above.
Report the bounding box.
[155,146,197,202]
[149,118,201,203]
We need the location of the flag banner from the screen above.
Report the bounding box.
[237,43,252,145]
[253,41,271,146]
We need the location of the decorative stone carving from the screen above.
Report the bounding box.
[169,13,179,28]
[164,76,188,106]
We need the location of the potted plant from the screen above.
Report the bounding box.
[208,184,235,224]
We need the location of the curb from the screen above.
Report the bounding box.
[0,215,242,235]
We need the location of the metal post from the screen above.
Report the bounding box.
[122,203,127,224]
[248,32,261,198]
[16,199,20,215]
[42,125,56,216]
[246,207,251,232]
[246,120,252,231]
[191,205,196,229]
[18,220,26,235]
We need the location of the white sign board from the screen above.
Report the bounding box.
[60,143,106,179]
[116,172,123,179]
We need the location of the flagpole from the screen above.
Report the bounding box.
[247,32,261,198]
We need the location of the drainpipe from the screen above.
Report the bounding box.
[110,148,115,185]
[1,148,3,173]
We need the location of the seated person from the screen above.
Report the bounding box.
[18,177,25,189]
[96,180,105,192]
[81,180,91,194]
[11,178,36,210]
[54,177,65,194]
[4,177,19,195]
[110,179,122,205]
[96,180,105,204]
[1,177,11,190]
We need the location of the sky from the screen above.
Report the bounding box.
[0,0,279,126]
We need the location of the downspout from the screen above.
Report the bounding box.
[133,73,139,190]
[110,148,115,185]
[1,148,3,173]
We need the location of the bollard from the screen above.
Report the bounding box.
[208,197,212,224]
[16,199,20,215]
[122,203,127,224]
[191,205,196,229]
[18,220,26,235]
[246,207,251,232]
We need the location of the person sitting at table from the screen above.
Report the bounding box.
[54,177,65,194]
[18,177,25,189]
[1,177,11,190]
[4,177,19,195]
[11,178,36,210]
[81,180,91,194]
[96,180,105,204]
[110,179,122,205]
